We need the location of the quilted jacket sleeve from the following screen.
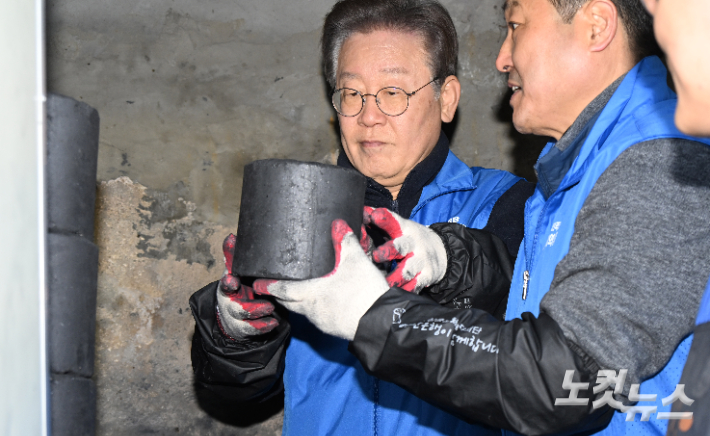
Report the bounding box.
[189,281,290,403]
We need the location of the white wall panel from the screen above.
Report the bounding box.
[0,0,47,434]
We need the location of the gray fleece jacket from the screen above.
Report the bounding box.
[540,77,710,392]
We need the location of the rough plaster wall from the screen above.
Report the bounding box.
[95,177,284,435]
[48,0,546,434]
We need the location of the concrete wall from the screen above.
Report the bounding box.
[47,0,545,434]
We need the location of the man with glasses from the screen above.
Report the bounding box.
[189,0,533,435]
[253,0,710,434]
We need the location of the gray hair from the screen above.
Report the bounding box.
[321,0,458,92]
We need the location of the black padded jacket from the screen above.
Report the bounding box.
[348,223,615,436]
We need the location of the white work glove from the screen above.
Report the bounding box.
[216,233,279,340]
[253,219,390,341]
[365,207,448,293]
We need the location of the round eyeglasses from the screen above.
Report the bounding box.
[331,77,439,117]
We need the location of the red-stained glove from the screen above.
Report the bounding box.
[359,206,376,259]
[253,220,390,341]
[215,234,279,340]
[365,207,448,293]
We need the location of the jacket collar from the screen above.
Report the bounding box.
[534,74,625,199]
[337,131,450,218]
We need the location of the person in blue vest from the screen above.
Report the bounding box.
[664,285,710,436]
[253,0,710,434]
[189,1,535,435]
[641,0,710,434]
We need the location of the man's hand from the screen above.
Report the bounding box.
[359,221,374,259]
[216,234,279,340]
[359,207,375,259]
[365,207,448,293]
[253,220,390,341]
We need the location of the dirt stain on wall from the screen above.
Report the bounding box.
[94,177,282,435]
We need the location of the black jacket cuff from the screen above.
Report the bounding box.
[425,223,514,320]
[189,281,290,403]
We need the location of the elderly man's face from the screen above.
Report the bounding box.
[336,30,449,195]
[496,0,590,139]
[643,0,710,136]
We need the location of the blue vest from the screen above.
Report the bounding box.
[504,57,710,436]
[283,151,521,435]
